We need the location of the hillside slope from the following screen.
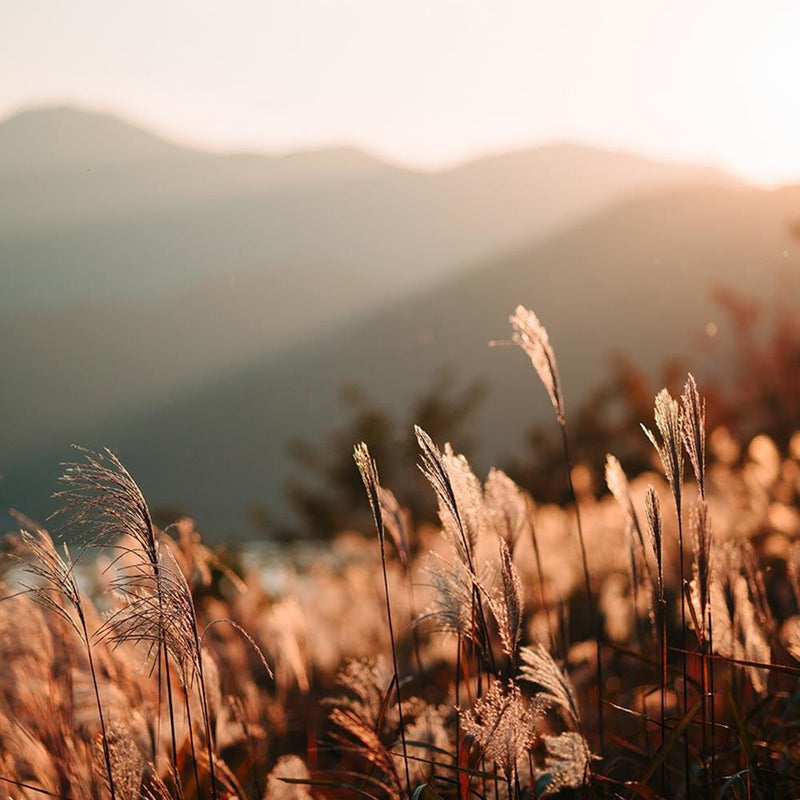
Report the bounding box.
[0,106,732,466]
[5,182,796,536]
[1,108,731,308]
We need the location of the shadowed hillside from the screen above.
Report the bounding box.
[4,180,797,536]
[0,106,190,174]
[0,107,731,306]
[0,106,732,473]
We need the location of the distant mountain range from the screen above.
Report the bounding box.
[3,105,776,537]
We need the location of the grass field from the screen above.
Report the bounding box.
[2,306,799,799]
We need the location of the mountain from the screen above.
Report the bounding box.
[5,181,797,537]
[0,105,385,185]
[0,106,731,307]
[0,106,190,175]
[0,105,734,473]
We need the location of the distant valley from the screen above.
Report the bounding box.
[3,105,779,537]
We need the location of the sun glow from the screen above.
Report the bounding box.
[2,1,800,185]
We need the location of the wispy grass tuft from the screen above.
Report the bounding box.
[354,442,413,797]
[16,519,117,799]
[509,305,565,426]
[510,305,603,752]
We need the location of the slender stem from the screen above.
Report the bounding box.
[708,609,716,793]
[560,423,604,754]
[527,504,557,656]
[659,597,667,794]
[185,588,219,800]
[404,569,426,694]
[629,543,646,657]
[155,642,163,766]
[144,514,181,794]
[629,550,651,761]
[676,514,691,798]
[378,534,412,797]
[455,634,461,772]
[163,648,182,798]
[183,684,202,799]
[404,563,436,769]
[452,509,497,675]
[701,636,708,797]
[195,651,219,800]
[79,608,116,800]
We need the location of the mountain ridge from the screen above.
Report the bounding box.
[0,105,755,536]
[4,180,796,537]
[0,104,735,180]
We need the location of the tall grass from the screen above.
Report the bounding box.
[1,305,800,797]
[510,306,604,753]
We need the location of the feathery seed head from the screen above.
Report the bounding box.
[484,468,529,549]
[103,722,144,800]
[681,374,707,499]
[605,455,635,530]
[53,446,158,563]
[642,389,684,514]
[17,524,84,641]
[538,732,592,794]
[97,546,198,681]
[415,426,475,566]
[441,444,485,555]
[354,442,384,542]
[518,643,581,726]
[644,485,664,601]
[461,679,537,776]
[605,453,652,586]
[486,538,525,660]
[509,306,565,425]
[378,486,410,566]
[329,656,392,729]
[690,501,712,639]
[732,574,771,693]
[420,552,479,641]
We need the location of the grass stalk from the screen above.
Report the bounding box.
[193,633,219,800]
[183,686,203,799]
[659,599,667,793]
[354,444,412,797]
[560,422,604,754]
[77,606,116,800]
[708,609,716,793]
[526,501,557,656]
[378,524,412,796]
[675,513,691,798]
[162,646,183,797]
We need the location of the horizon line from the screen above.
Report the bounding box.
[1,98,792,189]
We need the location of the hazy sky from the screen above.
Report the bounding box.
[2,0,800,184]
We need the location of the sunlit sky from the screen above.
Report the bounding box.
[3,0,800,185]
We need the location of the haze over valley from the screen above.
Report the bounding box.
[2,106,795,535]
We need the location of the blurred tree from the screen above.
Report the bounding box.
[504,355,688,504]
[507,279,800,504]
[254,273,800,537]
[703,283,800,447]
[254,368,487,539]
